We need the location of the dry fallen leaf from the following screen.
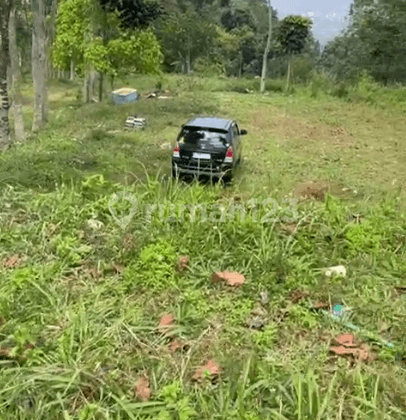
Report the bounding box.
[212,271,245,287]
[312,301,330,310]
[3,255,20,269]
[177,256,189,272]
[159,314,175,328]
[330,333,374,362]
[168,339,182,353]
[335,333,357,347]
[329,346,374,362]
[192,359,221,382]
[135,375,151,401]
[289,289,309,303]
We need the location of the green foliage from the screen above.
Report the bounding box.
[53,0,162,77]
[52,0,94,71]
[276,15,313,55]
[353,69,380,102]
[123,240,177,291]
[321,0,406,84]
[1,74,406,419]
[158,381,196,420]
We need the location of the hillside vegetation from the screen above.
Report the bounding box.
[0,75,405,419]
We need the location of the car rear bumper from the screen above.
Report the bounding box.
[172,162,232,178]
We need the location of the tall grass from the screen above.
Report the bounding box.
[1,73,406,419]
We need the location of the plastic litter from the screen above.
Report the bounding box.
[321,310,394,348]
[324,265,346,277]
[259,291,269,305]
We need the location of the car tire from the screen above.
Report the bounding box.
[222,169,233,184]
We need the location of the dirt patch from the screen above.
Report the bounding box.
[252,112,353,147]
[293,181,331,201]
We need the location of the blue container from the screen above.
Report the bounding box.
[111,88,139,105]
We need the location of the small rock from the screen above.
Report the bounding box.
[248,316,265,330]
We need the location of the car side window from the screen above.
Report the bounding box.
[232,124,239,137]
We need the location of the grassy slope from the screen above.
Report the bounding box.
[0,75,405,419]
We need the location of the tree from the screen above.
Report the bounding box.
[99,0,162,29]
[0,0,12,151]
[260,0,272,93]
[321,0,406,84]
[53,0,162,101]
[9,0,26,141]
[276,15,312,89]
[157,5,216,73]
[32,0,48,132]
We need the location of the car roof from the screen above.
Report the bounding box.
[184,117,233,131]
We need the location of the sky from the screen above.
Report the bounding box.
[270,0,354,46]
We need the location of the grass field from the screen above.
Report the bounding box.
[0,74,405,419]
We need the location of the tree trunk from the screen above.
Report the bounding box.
[7,66,12,93]
[9,5,25,142]
[260,0,273,93]
[32,0,48,133]
[90,70,98,101]
[83,70,90,103]
[286,57,291,91]
[70,60,75,80]
[186,32,191,74]
[0,1,12,151]
[98,73,103,102]
[110,74,114,91]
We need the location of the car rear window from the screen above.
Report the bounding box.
[179,127,228,147]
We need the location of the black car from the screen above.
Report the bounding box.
[171,117,248,181]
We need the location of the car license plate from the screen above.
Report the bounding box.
[193,152,211,159]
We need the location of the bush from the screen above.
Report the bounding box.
[331,82,350,99]
[352,70,380,103]
[292,57,315,84]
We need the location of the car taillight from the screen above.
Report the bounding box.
[224,147,233,163]
[173,144,180,158]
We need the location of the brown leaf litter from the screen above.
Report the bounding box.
[159,314,175,328]
[177,256,189,272]
[211,271,245,287]
[192,359,221,383]
[135,375,151,401]
[312,301,330,310]
[3,255,22,269]
[289,289,309,304]
[329,333,375,363]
